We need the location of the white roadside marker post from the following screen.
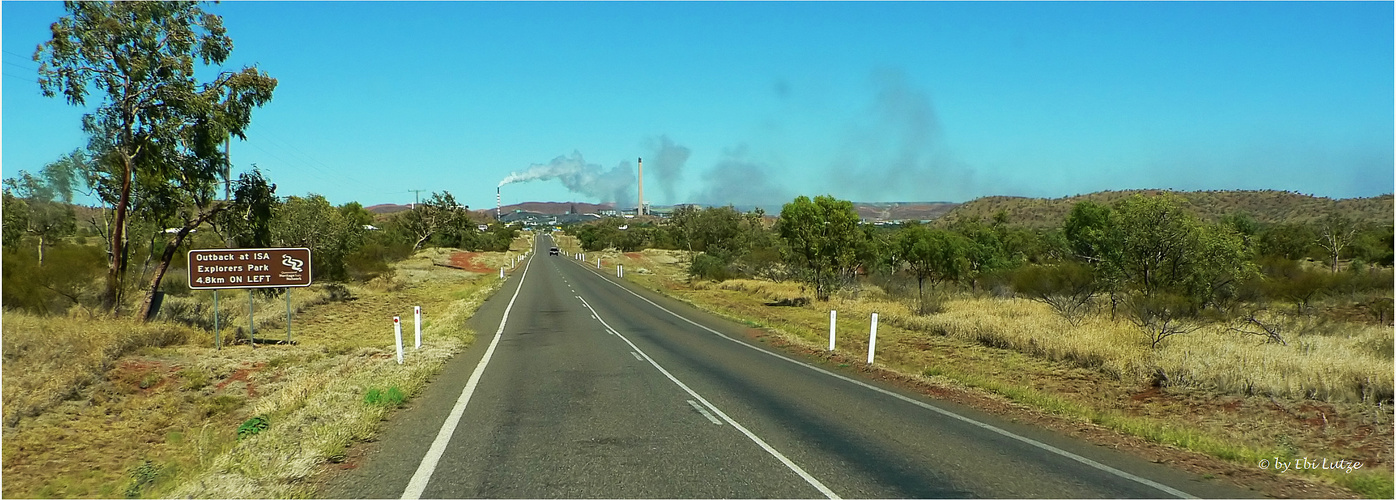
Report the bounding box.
[867,313,879,365]
[414,306,422,349]
[596,257,601,269]
[499,267,504,278]
[618,265,623,278]
[829,310,837,351]
[394,316,404,365]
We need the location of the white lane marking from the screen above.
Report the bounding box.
[576,297,839,500]
[401,250,536,500]
[630,351,644,361]
[568,257,1196,499]
[687,399,723,425]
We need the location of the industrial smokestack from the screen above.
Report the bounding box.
[637,157,644,215]
[496,186,501,220]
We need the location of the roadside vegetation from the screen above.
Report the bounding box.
[559,191,1393,498]
[1,4,533,497]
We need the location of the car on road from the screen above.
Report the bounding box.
[549,247,560,255]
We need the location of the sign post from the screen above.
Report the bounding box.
[188,248,312,347]
[213,290,220,350]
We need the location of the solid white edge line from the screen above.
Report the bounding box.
[566,256,1197,499]
[686,399,724,425]
[401,249,536,500]
[576,297,841,500]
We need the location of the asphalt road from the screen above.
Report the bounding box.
[325,235,1257,499]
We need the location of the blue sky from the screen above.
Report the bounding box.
[4,1,1392,211]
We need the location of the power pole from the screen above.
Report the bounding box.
[408,189,426,209]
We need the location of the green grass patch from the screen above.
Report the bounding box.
[363,386,407,407]
[1333,470,1396,499]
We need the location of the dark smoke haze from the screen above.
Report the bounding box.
[644,135,690,204]
[690,146,792,208]
[827,68,979,201]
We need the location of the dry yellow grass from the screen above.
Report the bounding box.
[1,240,519,499]
[2,314,196,427]
[698,279,1393,404]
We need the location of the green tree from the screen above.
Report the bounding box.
[1350,223,1394,266]
[400,191,470,251]
[949,218,1010,290]
[36,1,277,314]
[1113,194,1197,298]
[1256,222,1319,261]
[667,205,703,252]
[778,195,862,301]
[272,194,362,281]
[137,168,277,319]
[215,167,279,248]
[2,163,78,265]
[1063,200,1119,266]
[897,225,969,313]
[340,202,376,230]
[1,192,29,250]
[1220,212,1259,251]
[1181,223,1257,309]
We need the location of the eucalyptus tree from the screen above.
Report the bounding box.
[896,224,969,314]
[1317,212,1357,273]
[36,1,277,314]
[778,195,861,301]
[401,192,471,251]
[1,152,81,264]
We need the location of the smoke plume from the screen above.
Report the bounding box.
[499,151,635,207]
[691,146,791,209]
[644,135,690,204]
[827,68,980,201]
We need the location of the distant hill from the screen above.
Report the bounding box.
[853,202,960,222]
[498,201,614,215]
[365,203,411,215]
[937,190,1394,229]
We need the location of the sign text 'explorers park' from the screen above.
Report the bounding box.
[187,248,312,289]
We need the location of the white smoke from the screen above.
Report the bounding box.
[499,151,635,207]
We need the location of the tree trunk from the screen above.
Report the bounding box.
[104,153,135,316]
[917,277,925,314]
[138,224,195,322]
[37,235,45,266]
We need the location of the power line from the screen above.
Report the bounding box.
[407,189,426,208]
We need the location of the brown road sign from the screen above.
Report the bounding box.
[188,248,312,289]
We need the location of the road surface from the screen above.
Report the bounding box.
[325,234,1255,499]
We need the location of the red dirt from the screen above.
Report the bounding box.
[449,252,496,273]
[216,362,266,398]
[113,359,171,392]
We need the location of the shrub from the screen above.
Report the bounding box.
[1127,293,1198,349]
[1011,262,1098,324]
[237,415,270,440]
[688,253,734,282]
